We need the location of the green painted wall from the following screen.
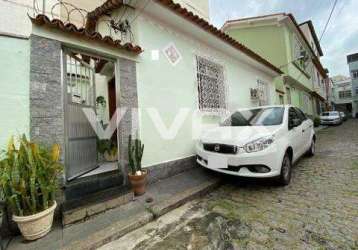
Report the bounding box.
[136,16,276,167]
[0,36,30,150]
[285,30,314,91]
[226,25,287,94]
[227,25,288,69]
[226,23,316,114]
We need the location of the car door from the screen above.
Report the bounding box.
[288,107,304,161]
[295,107,312,151]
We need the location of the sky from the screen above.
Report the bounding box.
[209,0,358,77]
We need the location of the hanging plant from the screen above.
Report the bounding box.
[96,96,106,108]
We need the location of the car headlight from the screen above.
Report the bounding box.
[244,135,275,153]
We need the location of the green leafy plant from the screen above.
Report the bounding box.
[97,139,112,155]
[96,96,106,108]
[313,116,321,127]
[97,139,117,160]
[0,135,63,216]
[128,135,144,175]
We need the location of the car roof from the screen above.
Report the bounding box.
[258,104,298,109]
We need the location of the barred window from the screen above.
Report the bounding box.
[293,36,308,70]
[339,90,352,99]
[351,70,358,79]
[257,79,270,106]
[286,87,292,104]
[301,93,311,114]
[196,56,226,111]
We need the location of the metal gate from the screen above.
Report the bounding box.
[64,52,98,181]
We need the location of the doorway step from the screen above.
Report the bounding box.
[63,171,132,226]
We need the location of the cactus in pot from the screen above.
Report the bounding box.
[0,135,63,240]
[127,135,146,195]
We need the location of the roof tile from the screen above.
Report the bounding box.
[30,14,143,54]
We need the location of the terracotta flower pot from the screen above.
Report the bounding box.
[128,170,148,196]
[12,201,57,241]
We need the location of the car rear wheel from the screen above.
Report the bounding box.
[277,153,292,186]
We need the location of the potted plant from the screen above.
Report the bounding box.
[97,139,118,162]
[0,135,63,241]
[313,116,321,127]
[95,96,106,108]
[127,135,147,196]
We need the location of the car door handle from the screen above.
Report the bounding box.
[302,129,305,133]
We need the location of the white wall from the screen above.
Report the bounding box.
[135,13,276,167]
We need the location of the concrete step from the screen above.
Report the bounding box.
[62,185,133,226]
[8,167,221,250]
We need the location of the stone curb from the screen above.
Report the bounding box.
[64,210,153,250]
[149,179,221,218]
[63,178,221,250]
[63,192,134,226]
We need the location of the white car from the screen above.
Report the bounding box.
[320,111,342,125]
[196,105,315,185]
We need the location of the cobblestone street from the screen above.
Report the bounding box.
[102,120,358,250]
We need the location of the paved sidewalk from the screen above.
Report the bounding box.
[7,167,221,250]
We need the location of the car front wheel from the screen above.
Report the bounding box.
[307,139,315,157]
[277,153,292,186]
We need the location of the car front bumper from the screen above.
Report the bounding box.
[320,119,341,125]
[196,144,282,178]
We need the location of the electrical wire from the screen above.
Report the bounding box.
[129,0,151,24]
[319,0,338,42]
[333,0,345,21]
[116,3,128,23]
[287,0,339,93]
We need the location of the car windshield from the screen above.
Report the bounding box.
[322,112,339,116]
[224,107,284,126]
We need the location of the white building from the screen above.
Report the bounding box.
[331,77,353,116]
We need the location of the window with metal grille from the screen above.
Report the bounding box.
[196,56,226,111]
[293,36,308,70]
[279,95,284,104]
[301,93,311,114]
[66,55,94,106]
[257,79,270,106]
[286,87,292,104]
[339,90,352,99]
[351,70,358,79]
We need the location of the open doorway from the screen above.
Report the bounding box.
[64,50,118,182]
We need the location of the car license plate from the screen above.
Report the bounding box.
[208,155,228,169]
